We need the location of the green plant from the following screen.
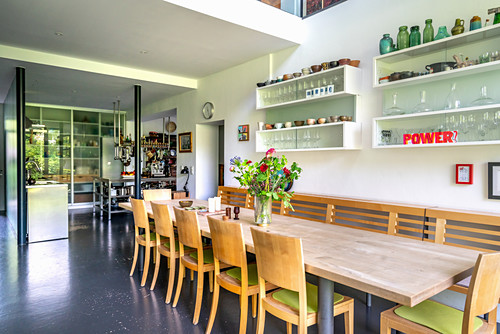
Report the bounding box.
[229,148,302,209]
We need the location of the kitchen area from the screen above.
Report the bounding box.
[22,101,184,241]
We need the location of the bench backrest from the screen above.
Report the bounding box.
[425,208,500,252]
[217,186,252,209]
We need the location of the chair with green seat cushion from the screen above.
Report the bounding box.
[189,248,214,264]
[380,252,500,334]
[272,282,344,313]
[150,202,195,304]
[129,198,156,287]
[205,218,276,334]
[172,207,231,326]
[250,227,354,334]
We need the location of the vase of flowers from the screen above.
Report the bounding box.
[229,148,302,226]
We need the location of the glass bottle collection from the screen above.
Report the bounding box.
[379,13,497,55]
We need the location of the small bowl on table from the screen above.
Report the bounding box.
[306,118,316,125]
[294,120,305,127]
[311,65,322,73]
[317,118,327,124]
[179,200,193,208]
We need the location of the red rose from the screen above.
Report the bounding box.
[260,164,268,172]
[283,167,290,177]
[266,148,276,158]
[246,160,252,164]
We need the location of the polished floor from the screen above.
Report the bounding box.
[1,209,403,333]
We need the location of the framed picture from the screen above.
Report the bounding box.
[456,164,473,184]
[488,162,500,199]
[179,132,192,153]
[238,124,249,142]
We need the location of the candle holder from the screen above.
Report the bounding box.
[225,207,231,219]
[233,206,240,220]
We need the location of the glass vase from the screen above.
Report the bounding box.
[379,34,393,55]
[423,19,434,43]
[434,26,450,40]
[254,195,272,226]
[397,26,409,50]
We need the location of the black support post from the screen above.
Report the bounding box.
[134,85,141,200]
[16,67,27,245]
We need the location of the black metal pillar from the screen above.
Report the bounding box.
[134,85,144,272]
[134,85,141,200]
[318,277,334,334]
[16,67,27,245]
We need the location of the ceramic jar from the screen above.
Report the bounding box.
[397,26,409,50]
[451,18,465,35]
[470,16,482,31]
[423,19,434,43]
[379,34,393,55]
[409,26,421,47]
[435,26,451,40]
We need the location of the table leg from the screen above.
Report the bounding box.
[318,277,334,334]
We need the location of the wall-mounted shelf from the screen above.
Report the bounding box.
[373,104,500,148]
[256,65,361,110]
[256,122,361,152]
[373,24,500,88]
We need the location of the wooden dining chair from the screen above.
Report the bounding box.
[129,198,157,286]
[172,207,231,325]
[143,189,172,201]
[250,227,354,334]
[380,252,500,334]
[150,202,194,303]
[205,217,276,334]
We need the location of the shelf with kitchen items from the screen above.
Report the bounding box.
[373,24,500,89]
[256,65,361,110]
[256,121,362,152]
[93,176,182,220]
[141,134,177,178]
[373,103,500,148]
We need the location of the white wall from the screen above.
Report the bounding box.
[144,0,500,212]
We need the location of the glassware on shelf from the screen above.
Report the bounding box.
[444,83,461,110]
[471,85,496,106]
[409,26,421,47]
[413,90,432,113]
[385,92,405,116]
[423,19,434,43]
[379,34,393,55]
[397,26,410,50]
[434,26,451,40]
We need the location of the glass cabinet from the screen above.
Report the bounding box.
[25,104,126,205]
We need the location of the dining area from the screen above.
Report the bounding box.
[119,183,500,334]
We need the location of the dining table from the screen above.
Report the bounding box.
[119,199,481,334]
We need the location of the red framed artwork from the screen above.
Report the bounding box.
[456,164,473,184]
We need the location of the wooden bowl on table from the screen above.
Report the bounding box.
[179,200,193,208]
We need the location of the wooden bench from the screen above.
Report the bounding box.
[217,186,252,209]
[424,207,500,294]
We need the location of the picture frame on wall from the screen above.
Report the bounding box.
[179,132,192,153]
[238,124,249,142]
[456,164,473,184]
[488,162,500,199]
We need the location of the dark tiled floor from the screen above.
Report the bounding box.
[0,210,399,333]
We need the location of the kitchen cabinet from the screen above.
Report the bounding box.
[372,24,500,148]
[26,104,126,205]
[255,65,362,151]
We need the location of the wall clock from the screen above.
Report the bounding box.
[202,102,214,119]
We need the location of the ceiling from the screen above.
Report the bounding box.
[0,0,300,110]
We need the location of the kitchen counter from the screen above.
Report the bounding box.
[27,183,68,243]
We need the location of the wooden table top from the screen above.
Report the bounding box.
[119,199,481,307]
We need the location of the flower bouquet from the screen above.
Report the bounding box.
[229,148,302,226]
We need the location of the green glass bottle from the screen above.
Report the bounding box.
[397,26,410,50]
[409,26,421,47]
[423,19,434,43]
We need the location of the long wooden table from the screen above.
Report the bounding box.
[120,199,481,333]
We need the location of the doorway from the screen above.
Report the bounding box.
[195,121,224,200]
